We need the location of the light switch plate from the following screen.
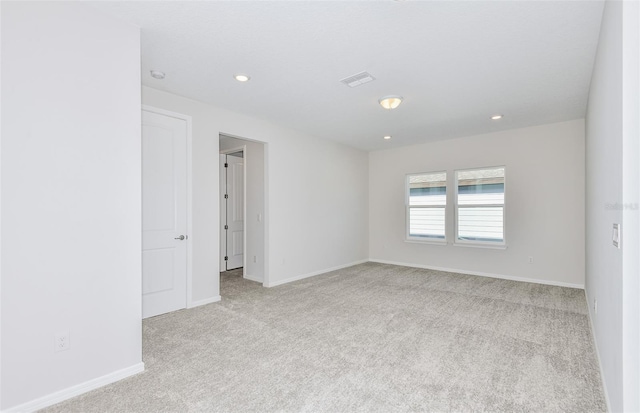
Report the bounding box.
[613,223,620,248]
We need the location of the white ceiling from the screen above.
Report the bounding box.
[91,1,604,151]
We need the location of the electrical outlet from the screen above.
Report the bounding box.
[253,255,257,263]
[54,331,70,352]
[594,299,598,314]
[528,256,533,264]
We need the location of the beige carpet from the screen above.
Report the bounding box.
[42,263,606,412]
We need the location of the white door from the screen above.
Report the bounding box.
[219,154,227,272]
[223,154,244,270]
[142,110,187,318]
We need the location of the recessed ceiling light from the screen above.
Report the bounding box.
[150,70,165,80]
[491,114,503,120]
[383,135,392,140]
[379,95,403,110]
[234,74,251,82]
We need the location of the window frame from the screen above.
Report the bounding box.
[454,166,506,248]
[405,171,448,244]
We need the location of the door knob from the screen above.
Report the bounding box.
[174,235,186,240]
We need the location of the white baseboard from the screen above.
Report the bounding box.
[265,259,369,288]
[369,259,585,289]
[584,290,612,413]
[188,295,221,309]
[3,362,144,413]
[243,274,263,283]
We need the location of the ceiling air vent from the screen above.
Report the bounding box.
[340,71,375,88]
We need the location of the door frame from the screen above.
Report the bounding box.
[220,145,247,273]
[142,105,194,308]
[218,133,269,287]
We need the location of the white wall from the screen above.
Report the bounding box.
[586,0,640,411]
[369,120,586,287]
[142,87,369,290]
[1,2,142,411]
[219,136,266,282]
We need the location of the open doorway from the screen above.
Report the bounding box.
[219,134,267,286]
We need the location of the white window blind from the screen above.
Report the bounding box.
[407,172,447,241]
[455,167,505,244]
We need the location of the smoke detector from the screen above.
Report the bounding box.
[150,70,165,80]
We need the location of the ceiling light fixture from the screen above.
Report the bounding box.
[234,74,251,82]
[383,135,392,140]
[379,95,403,110]
[491,114,503,120]
[150,70,165,80]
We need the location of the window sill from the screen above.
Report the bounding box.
[405,239,447,246]
[453,242,507,250]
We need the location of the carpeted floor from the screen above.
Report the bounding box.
[42,263,606,412]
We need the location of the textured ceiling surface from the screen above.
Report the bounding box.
[91,1,604,151]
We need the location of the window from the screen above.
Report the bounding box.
[406,172,447,242]
[455,166,505,245]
